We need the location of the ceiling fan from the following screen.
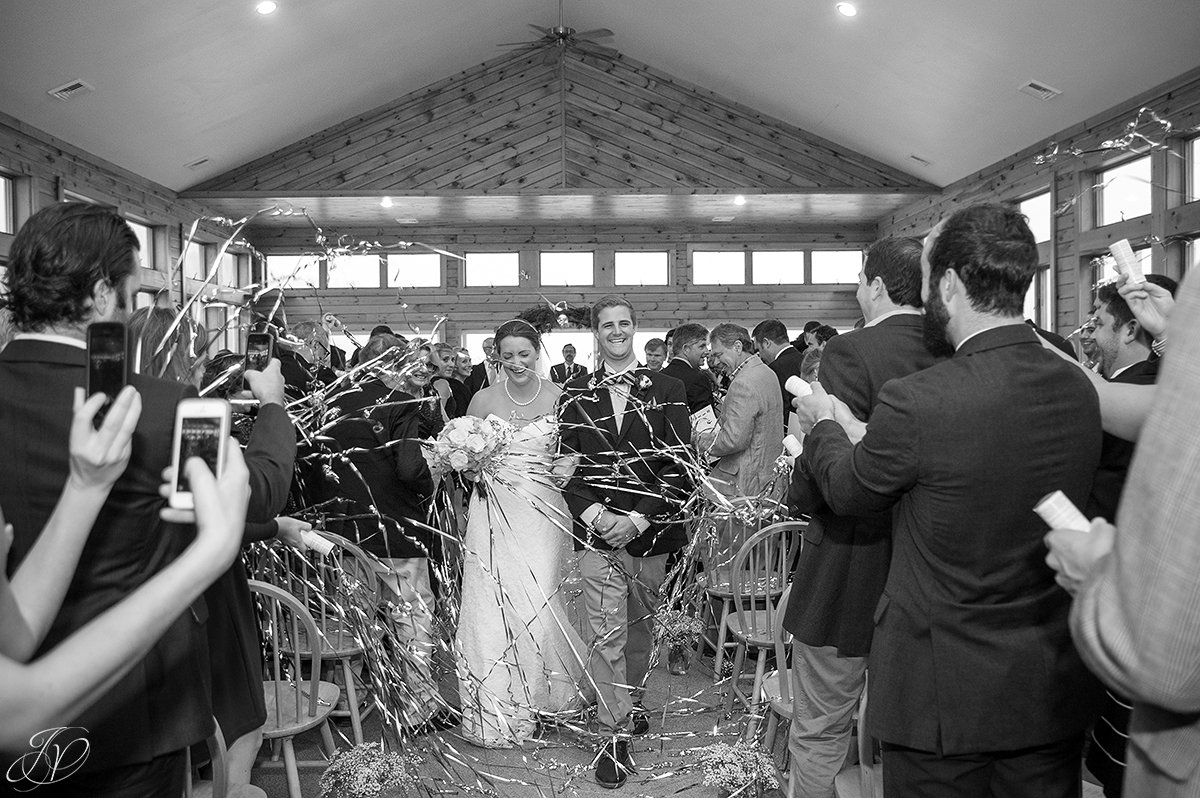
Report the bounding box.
[498,0,618,63]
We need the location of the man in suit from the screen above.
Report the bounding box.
[643,337,667,371]
[698,323,783,500]
[466,336,497,394]
[550,343,587,385]
[1047,271,1200,798]
[782,236,940,798]
[795,204,1102,796]
[752,319,804,429]
[0,203,229,796]
[559,296,691,790]
[660,322,715,415]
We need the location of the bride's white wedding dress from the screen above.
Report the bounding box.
[455,413,585,747]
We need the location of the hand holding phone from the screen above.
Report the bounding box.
[168,399,232,510]
[245,332,274,373]
[69,385,142,492]
[162,444,250,575]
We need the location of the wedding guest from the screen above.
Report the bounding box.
[698,323,783,501]
[279,320,338,398]
[643,338,667,371]
[453,346,474,383]
[320,334,452,734]
[1079,315,1101,370]
[795,204,1102,796]
[559,296,691,789]
[782,236,938,798]
[467,336,497,393]
[550,343,587,385]
[348,323,395,367]
[813,324,840,349]
[791,320,822,354]
[129,307,210,384]
[0,202,217,795]
[752,319,803,427]
[800,347,822,382]
[1045,270,1200,798]
[429,342,465,419]
[660,322,715,415]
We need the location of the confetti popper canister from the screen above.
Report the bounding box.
[1109,239,1146,284]
[782,434,803,457]
[784,376,813,398]
[1034,490,1090,532]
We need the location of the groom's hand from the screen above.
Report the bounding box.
[599,512,640,548]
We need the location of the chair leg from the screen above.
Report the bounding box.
[764,711,779,750]
[319,720,336,758]
[712,599,732,680]
[743,649,769,740]
[341,657,363,745]
[724,641,747,717]
[282,738,301,798]
[270,738,282,762]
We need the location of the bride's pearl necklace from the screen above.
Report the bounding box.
[505,373,542,407]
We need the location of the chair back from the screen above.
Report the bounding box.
[248,579,328,730]
[184,717,227,798]
[772,583,793,706]
[858,674,878,798]
[697,496,788,590]
[728,520,805,643]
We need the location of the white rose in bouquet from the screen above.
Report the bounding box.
[448,449,471,471]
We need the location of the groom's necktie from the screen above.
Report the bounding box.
[599,368,638,431]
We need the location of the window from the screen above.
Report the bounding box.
[1189,138,1200,204]
[182,241,206,280]
[751,251,805,284]
[540,251,594,286]
[614,251,669,286]
[327,254,381,288]
[1097,156,1152,226]
[693,251,745,285]
[811,250,863,284]
[214,251,238,288]
[464,252,519,287]
[388,253,441,288]
[204,307,229,353]
[265,255,320,289]
[127,221,154,270]
[1019,192,1052,244]
[0,175,13,234]
[135,290,158,310]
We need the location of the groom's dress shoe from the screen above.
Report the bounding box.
[595,737,635,789]
[401,708,461,737]
[630,704,650,736]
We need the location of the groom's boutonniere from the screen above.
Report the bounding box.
[631,373,654,402]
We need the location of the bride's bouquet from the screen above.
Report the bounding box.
[424,416,513,484]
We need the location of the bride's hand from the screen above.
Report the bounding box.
[461,469,479,482]
[549,454,578,483]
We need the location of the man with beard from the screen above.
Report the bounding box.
[794,204,1102,796]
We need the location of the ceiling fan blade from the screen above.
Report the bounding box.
[577,41,619,58]
[497,40,540,47]
[540,46,561,66]
[574,28,614,40]
[528,24,552,36]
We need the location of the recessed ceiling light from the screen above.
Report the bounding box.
[836,2,857,17]
[395,218,420,225]
[380,196,394,208]
[255,1,278,15]
[733,195,747,206]
[712,215,736,223]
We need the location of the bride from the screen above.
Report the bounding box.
[454,319,586,747]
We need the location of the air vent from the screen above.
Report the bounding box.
[909,154,932,167]
[394,218,420,225]
[185,157,211,170]
[1018,80,1062,102]
[47,79,94,101]
[712,215,736,223]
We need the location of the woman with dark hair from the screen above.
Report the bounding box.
[129,306,209,384]
[454,319,584,748]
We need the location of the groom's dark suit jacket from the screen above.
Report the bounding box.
[559,366,692,557]
[0,337,295,773]
[802,324,1103,754]
[784,313,940,657]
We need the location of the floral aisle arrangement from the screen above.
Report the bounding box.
[655,608,706,675]
[318,742,422,798]
[698,740,780,797]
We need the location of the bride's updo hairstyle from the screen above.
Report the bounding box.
[493,319,543,353]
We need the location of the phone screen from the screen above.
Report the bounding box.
[245,335,272,372]
[87,323,127,424]
[175,417,223,492]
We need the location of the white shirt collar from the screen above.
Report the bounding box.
[1109,361,1142,380]
[12,332,87,350]
[865,308,923,328]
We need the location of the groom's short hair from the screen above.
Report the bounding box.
[591,295,637,329]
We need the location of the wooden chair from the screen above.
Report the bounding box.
[757,583,794,759]
[185,718,228,798]
[252,532,378,745]
[696,496,788,678]
[722,519,805,739]
[248,580,340,798]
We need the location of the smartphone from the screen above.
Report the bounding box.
[169,398,231,510]
[86,322,128,427]
[245,332,274,373]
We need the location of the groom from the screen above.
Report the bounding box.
[559,295,692,789]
